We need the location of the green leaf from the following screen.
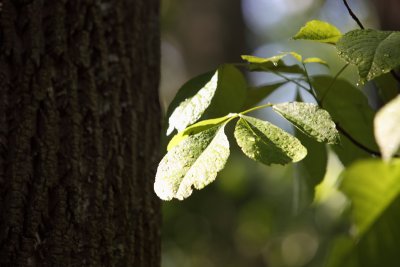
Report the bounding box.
[272,102,340,144]
[312,76,378,164]
[303,57,328,65]
[340,159,400,236]
[204,64,247,118]
[295,129,327,190]
[374,95,400,160]
[166,70,218,135]
[293,20,342,44]
[325,159,400,267]
[374,73,399,103]
[234,115,307,165]
[336,29,400,82]
[244,82,287,108]
[155,125,230,200]
[166,64,246,135]
[167,114,235,151]
[241,54,305,74]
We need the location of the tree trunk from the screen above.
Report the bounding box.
[0,0,161,266]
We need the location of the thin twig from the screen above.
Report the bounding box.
[342,0,364,29]
[336,125,381,156]
[320,64,349,104]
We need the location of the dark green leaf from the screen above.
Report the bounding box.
[244,82,287,108]
[234,115,307,165]
[336,29,400,82]
[312,76,378,164]
[295,129,327,190]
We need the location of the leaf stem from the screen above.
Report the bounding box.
[272,71,310,91]
[240,103,273,115]
[320,64,349,104]
[342,0,364,29]
[302,63,320,105]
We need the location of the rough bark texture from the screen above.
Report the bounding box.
[0,0,161,266]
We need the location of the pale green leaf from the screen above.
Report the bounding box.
[340,159,400,236]
[293,20,342,44]
[167,114,236,151]
[167,70,218,135]
[272,102,340,144]
[325,160,400,267]
[303,57,328,65]
[374,95,400,160]
[166,64,246,135]
[155,125,230,200]
[336,29,400,82]
[241,54,305,74]
[234,115,307,165]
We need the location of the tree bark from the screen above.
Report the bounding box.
[0,0,161,266]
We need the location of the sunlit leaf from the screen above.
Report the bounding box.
[166,70,218,135]
[155,125,230,200]
[273,102,340,144]
[234,115,307,165]
[374,95,400,160]
[325,160,400,267]
[336,29,400,82]
[167,114,235,151]
[303,57,328,65]
[241,54,305,74]
[166,65,246,135]
[293,20,342,44]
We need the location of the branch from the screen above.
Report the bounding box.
[336,125,381,156]
[342,0,364,29]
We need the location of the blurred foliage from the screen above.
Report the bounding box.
[158,1,396,267]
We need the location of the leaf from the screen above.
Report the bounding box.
[374,73,399,103]
[336,29,400,82]
[244,82,287,108]
[325,159,400,267]
[303,57,328,65]
[340,159,400,236]
[204,64,247,118]
[166,64,246,135]
[241,55,305,74]
[312,76,378,164]
[293,20,342,44]
[295,129,327,190]
[155,125,230,200]
[272,102,340,144]
[167,114,235,151]
[374,95,400,160]
[166,70,218,135]
[234,115,307,165]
